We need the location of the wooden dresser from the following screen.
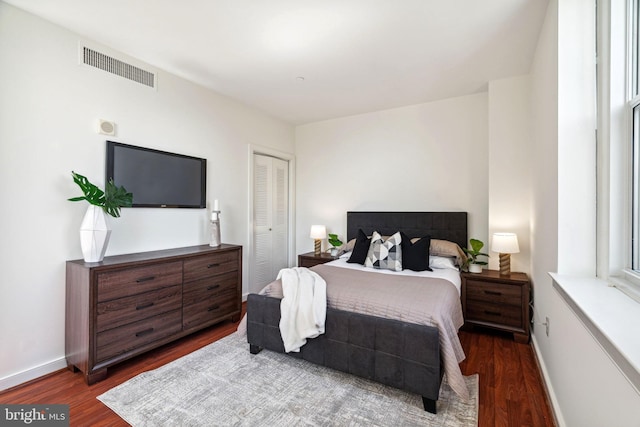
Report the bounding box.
[66,244,242,384]
[461,269,530,343]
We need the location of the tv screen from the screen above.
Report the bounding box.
[106,141,206,208]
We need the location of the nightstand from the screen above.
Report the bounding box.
[298,252,337,268]
[461,269,531,343]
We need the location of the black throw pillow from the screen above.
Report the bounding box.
[400,232,432,271]
[347,229,371,265]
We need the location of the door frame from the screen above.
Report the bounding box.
[248,144,296,296]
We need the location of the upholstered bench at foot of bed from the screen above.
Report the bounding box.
[246,293,443,414]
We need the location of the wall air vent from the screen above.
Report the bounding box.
[81,46,155,88]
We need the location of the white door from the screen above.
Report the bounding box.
[253,154,289,291]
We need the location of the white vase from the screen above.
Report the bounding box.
[209,216,221,247]
[79,205,111,262]
[469,264,482,273]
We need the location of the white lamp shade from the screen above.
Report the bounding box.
[310,225,327,239]
[491,232,520,254]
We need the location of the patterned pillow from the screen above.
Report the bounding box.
[365,231,403,271]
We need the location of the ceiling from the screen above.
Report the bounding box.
[4,0,549,125]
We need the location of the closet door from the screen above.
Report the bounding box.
[253,154,289,290]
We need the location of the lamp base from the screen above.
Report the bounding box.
[314,239,321,255]
[498,253,511,276]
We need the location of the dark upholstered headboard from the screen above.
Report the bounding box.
[346,211,468,249]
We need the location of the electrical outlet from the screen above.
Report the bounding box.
[545,316,550,337]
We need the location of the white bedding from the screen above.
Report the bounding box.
[324,254,462,294]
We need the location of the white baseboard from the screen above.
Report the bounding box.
[0,357,67,392]
[530,334,566,427]
[3,293,250,393]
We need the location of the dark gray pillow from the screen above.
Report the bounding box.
[347,229,371,265]
[400,232,432,271]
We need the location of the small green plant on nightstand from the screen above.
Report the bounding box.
[328,233,343,256]
[462,238,489,273]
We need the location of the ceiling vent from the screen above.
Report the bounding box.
[81,46,155,89]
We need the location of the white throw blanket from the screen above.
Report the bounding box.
[278,267,327,353]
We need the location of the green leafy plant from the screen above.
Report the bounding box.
[328,233,343,248]
[68,171,133,218]
[462,238,489,268]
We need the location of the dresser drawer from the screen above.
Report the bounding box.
[96,309,182,362]
[182,295,238,330]
[183,252,239,283]
[466,300,522,328]
[299,257,329,268]
[97,262,183,302]
[465,280,521,306]
[96,285,182,333]
[182,271,238,306]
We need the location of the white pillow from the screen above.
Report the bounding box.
[429,255,458,270]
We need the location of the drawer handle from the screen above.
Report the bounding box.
[207,305,220,312]
[207,285,220,291]
[135,328,154,337]
[484,290,502,296]
[484,310,502,316]
[136,302,154,310]
[136,276,156,283]
[207,263,220,269]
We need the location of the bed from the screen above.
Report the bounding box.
[244,211,468,413]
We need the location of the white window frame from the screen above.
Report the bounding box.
[601,0,640,302]
[631,0,640,273]
[632,101,640,272]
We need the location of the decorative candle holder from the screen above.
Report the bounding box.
[210,210,221,247]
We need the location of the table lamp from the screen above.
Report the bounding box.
[310,225,327,255]
[491,232,520,276]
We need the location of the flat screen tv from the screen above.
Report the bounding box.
[106,141,207,208]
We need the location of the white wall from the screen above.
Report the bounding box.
[529,1,640,425]
[487,76,532,274]
[0,2,294,390]
[556,0,597,276]
[294,93,489,254]
[530,0,559,286]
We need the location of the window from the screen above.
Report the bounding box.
[632,0,640,272]
[606,0,640,300]
[632,0,640,98]
[595,0,640,297]
[634,105,640,271]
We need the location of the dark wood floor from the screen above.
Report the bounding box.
[458,327,556,426]
[1,308,555,427]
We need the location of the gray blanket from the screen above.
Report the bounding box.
[242,264,469,400]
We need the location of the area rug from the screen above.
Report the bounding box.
[98,333,478,426]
